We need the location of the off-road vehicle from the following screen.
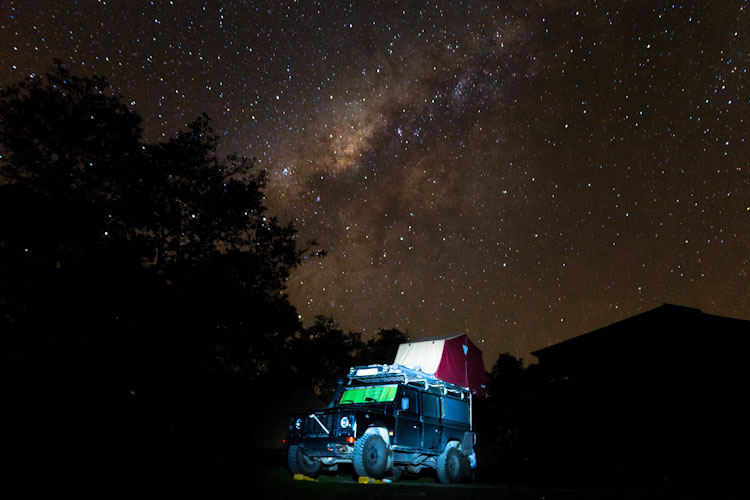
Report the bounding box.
[285,363,476,483]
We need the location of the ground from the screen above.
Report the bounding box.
[15,447,740,500]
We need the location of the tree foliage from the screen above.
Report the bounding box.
[288,316,363,399]
[0,65,309,384]
[355,327,409,366]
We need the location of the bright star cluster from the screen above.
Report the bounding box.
[2,0,747,362]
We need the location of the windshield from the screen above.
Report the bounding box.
[339,384,398,404]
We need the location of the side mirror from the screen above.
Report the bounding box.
[401,397,410,411]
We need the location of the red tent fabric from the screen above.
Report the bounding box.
[394,333,489,397]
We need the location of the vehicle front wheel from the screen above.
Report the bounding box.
[436,446,462,484]
[287,444,322,478]
[353,434,388,479]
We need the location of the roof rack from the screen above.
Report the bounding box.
[347,364,469,398]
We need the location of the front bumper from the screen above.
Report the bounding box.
[286,436,354,458]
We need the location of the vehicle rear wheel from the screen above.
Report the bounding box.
[436,446,462,484]
[287,444,322,478]
[353,434,387,479]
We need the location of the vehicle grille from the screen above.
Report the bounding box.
[302,412,337,435]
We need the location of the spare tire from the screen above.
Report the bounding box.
[353,434,388,479]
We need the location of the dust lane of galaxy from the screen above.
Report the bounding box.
[3,1,748,362]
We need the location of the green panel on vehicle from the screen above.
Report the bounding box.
[339,384,398,404]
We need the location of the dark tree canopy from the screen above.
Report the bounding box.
[0,66,310,383]
[288,315,363,399]
[355,327,409,366]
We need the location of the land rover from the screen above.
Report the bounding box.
[285,364,476,483]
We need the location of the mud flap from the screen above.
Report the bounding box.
[460,431,477,479]
[460,431,475,456]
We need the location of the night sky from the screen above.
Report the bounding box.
[3,1,748,363]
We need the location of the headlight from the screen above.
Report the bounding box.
[295,418,302,430]
[340,416,351,428]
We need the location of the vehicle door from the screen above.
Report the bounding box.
[441,395,470,443]
[395,387,420,448]
[421,392,441,450]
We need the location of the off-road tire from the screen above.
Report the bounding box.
[353,434,387,479]
[436,446,462,484]
[287,444,322,478]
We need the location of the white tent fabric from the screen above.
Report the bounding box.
[394,338,446,374]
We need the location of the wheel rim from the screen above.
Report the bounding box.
[448,452,459,478]
[366,442,380,466]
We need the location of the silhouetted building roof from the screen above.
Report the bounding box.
[528,304,750,487]
[531,303,750,379]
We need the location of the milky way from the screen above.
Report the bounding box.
[3,1,748,363]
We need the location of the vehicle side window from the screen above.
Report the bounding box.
[422,393,440,419]
[442,396,469,424]
[401,388,418,415]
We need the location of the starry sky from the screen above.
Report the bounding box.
[2,0,748,364]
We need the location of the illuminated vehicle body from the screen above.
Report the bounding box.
[285,364,476,483]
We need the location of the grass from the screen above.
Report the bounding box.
[15,447,748,499]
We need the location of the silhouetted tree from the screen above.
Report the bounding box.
[481,354,528,450]
[0,66,316,379]
[0,66,321,489]
[475,352,582,485]
[288,316,363,400]
[134,116,313,378]
[355,327,408,365]
[0,66,142,357]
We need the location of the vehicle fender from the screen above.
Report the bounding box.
[443,439,460,451]
[362,426,390,447]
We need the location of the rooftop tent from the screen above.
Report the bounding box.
[394,334,489,397]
